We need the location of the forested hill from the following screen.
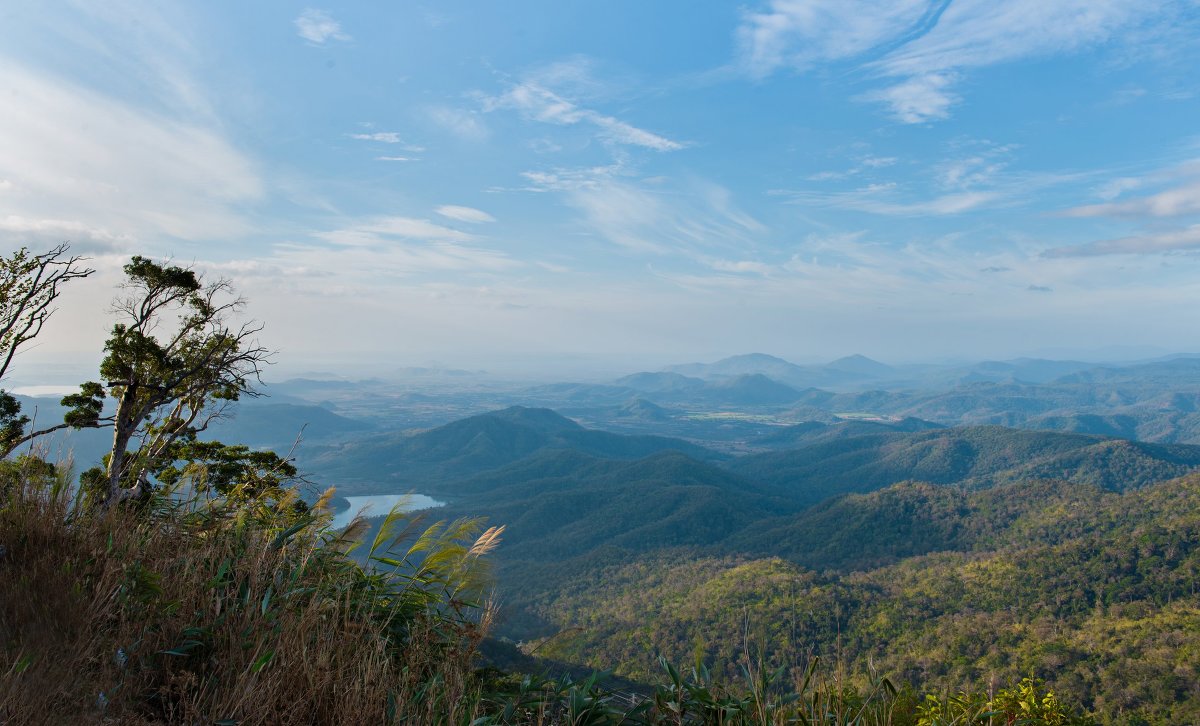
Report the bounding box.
[305,406,725,494]
[291,404,1200,722]
[528,473,1200,724]
[727,425,1200,504]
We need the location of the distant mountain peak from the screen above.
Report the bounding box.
[825,354,892,375]
[717,352,795,365]
[486,406,583,432]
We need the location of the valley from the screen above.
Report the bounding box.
[203,352,1200,722]
[16,350,1200,722]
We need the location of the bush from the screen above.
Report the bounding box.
[0,456,498,724]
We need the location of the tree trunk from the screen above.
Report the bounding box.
[105,387,140,506]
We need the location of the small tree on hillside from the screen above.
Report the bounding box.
[0,244,94,457]
[64,256,285,506]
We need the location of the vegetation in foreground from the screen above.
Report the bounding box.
[0,245,1124,723]
[2,455,1096,725]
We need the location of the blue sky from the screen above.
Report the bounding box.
[3,1,1200,375]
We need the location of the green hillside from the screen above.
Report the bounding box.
[727,425,1200,504]
[530,474,1200,724]
[437,449,784,563]
[305,406,724,494]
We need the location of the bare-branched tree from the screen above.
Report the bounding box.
[0,244,95,456]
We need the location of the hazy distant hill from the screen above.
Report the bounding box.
[665,352,895,389]
[700,374,803,405]
[439,449,779,561]
[727,426,1200,505]
[824,354,895,378]
[1026,412,1143,439]
[613,398,673,421]
[666,353,803,381]
[305,406,723,492]
[1051,357,1200,386]
[757,417,944,449]
[613,371,705,393]
[519,382,637,404]
[961,358,1095,384]
[204,401,374,448]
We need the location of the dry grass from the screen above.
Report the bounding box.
[0,457,493,725]
[0,456,1097,726]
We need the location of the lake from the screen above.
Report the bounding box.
[329,493,444,530]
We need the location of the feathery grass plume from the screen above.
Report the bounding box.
[0,455,496,724]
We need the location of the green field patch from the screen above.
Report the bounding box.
[833,412,901,422]
[680,411,792,424]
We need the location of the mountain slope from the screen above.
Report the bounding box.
[440,449,779,562]
[306,406,723,493]
[528,474,1200,723]
[726,426,1200,504]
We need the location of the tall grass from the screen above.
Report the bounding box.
[0,455,498,725]
[0,454,1095,725]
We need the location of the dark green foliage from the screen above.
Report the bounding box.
[154,440,298,497]
[60,381,106,428]
[0,392,27,455]
[526,474,1200,724]
[439,449,783,562]
[757,417,945,449]
[308,406,725,493]
[727,426,1200,504]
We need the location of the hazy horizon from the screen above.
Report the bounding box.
[7,344,1197,391]
[3,2,1200,372]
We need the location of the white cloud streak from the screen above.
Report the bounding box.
[869,0,1145,121]
[295,9,351,45]
[484,81,683,151]
[1045,224,1200,257]
[736,0,1170,123]
[425,106,490,142]
[0,59,262,244]
[435,205,496,224]
[1064,180,1200,218]
[780,187,1000,216]
[859,72,958,123]
[736,0,934,79]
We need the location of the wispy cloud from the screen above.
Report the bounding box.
[809,153,899,181]
[860,72,958,124]
[350,132,404,143]
[483,80,683,151]
[1064,181,1200,218]
[866,1,1154,122]
[244,215,520,290]
[935,141,1017,188]
[784,141,1079,216]
[1059,158,1200,223]
[425,106,490,142]
[735,0,1171,123]
[555,174,765,253]
[1045,224,1200,257]
[435,205,496,224]
[316,216,476,246]
[295,9,351,45]
[778,186,1000,216]
[0,59,262,244]
[0,215,130,254]
[735,0,934,79]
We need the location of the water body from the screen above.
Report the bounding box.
[329,493,444,530]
